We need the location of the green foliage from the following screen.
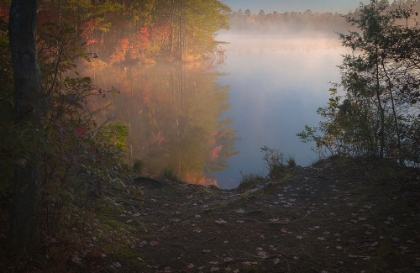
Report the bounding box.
[133,159,144,175]
[1,18,135,264]
[160,168,179,181]
[238,173,266,190]
[298,0,420,165]
[260,146,294,179]
[286,156,296,168]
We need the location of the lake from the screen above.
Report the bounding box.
[213,34,346,188]
[87,34,346,189]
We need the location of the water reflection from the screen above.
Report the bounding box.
[87,62,238,187]
[214,34,347,189]
[86,35,347,189]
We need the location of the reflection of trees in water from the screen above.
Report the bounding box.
[87,62,238,186]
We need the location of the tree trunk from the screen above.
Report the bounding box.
[375,48,385,158]
[8,0,41,255]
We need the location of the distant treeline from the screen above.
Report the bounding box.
[228,0,420,35]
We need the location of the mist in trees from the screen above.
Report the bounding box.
[226,1,420,37]
[0,0,233,264]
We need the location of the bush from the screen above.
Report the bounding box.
[160,168,179,181]
[238,173,266,190]
[260,146,296,179]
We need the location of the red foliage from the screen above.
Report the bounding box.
[209,145,222,160]
[0,6,9,21]
[151,23,170,39]
[208,131,217,146]
[119,38,130,52]
[73,125,87,137]
[80,20,96,37]
[136,27,150,50]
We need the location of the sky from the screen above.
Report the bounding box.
[222,0,368,14]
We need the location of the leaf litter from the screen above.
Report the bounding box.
[65,157,420,272]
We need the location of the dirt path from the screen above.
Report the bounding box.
[56,156,420,273]
[92,157,420,273]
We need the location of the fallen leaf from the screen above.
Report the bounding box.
[243,261,258,265]
[71,254,82,265]
[193,227,202,233]
[112,262,121,268]
[150,241,159,246]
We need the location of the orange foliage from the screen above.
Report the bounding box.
[137,27,150,49]
[86,38,97,45]
[184,171,218,187]
[109,38,131,64]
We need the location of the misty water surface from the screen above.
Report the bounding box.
[87,35,347,189]
[214,34,346,188]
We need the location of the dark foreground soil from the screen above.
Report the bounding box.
[2,157,420,273]
[94,157,420,273]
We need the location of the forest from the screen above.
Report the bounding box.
[0,0,420,272]
[228,0,420,35]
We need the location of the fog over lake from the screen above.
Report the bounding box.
[87,34,349,189]
[214,34,346,188]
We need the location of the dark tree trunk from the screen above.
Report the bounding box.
[8,0,41,254]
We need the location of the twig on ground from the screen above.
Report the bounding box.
[204,236,217,243]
